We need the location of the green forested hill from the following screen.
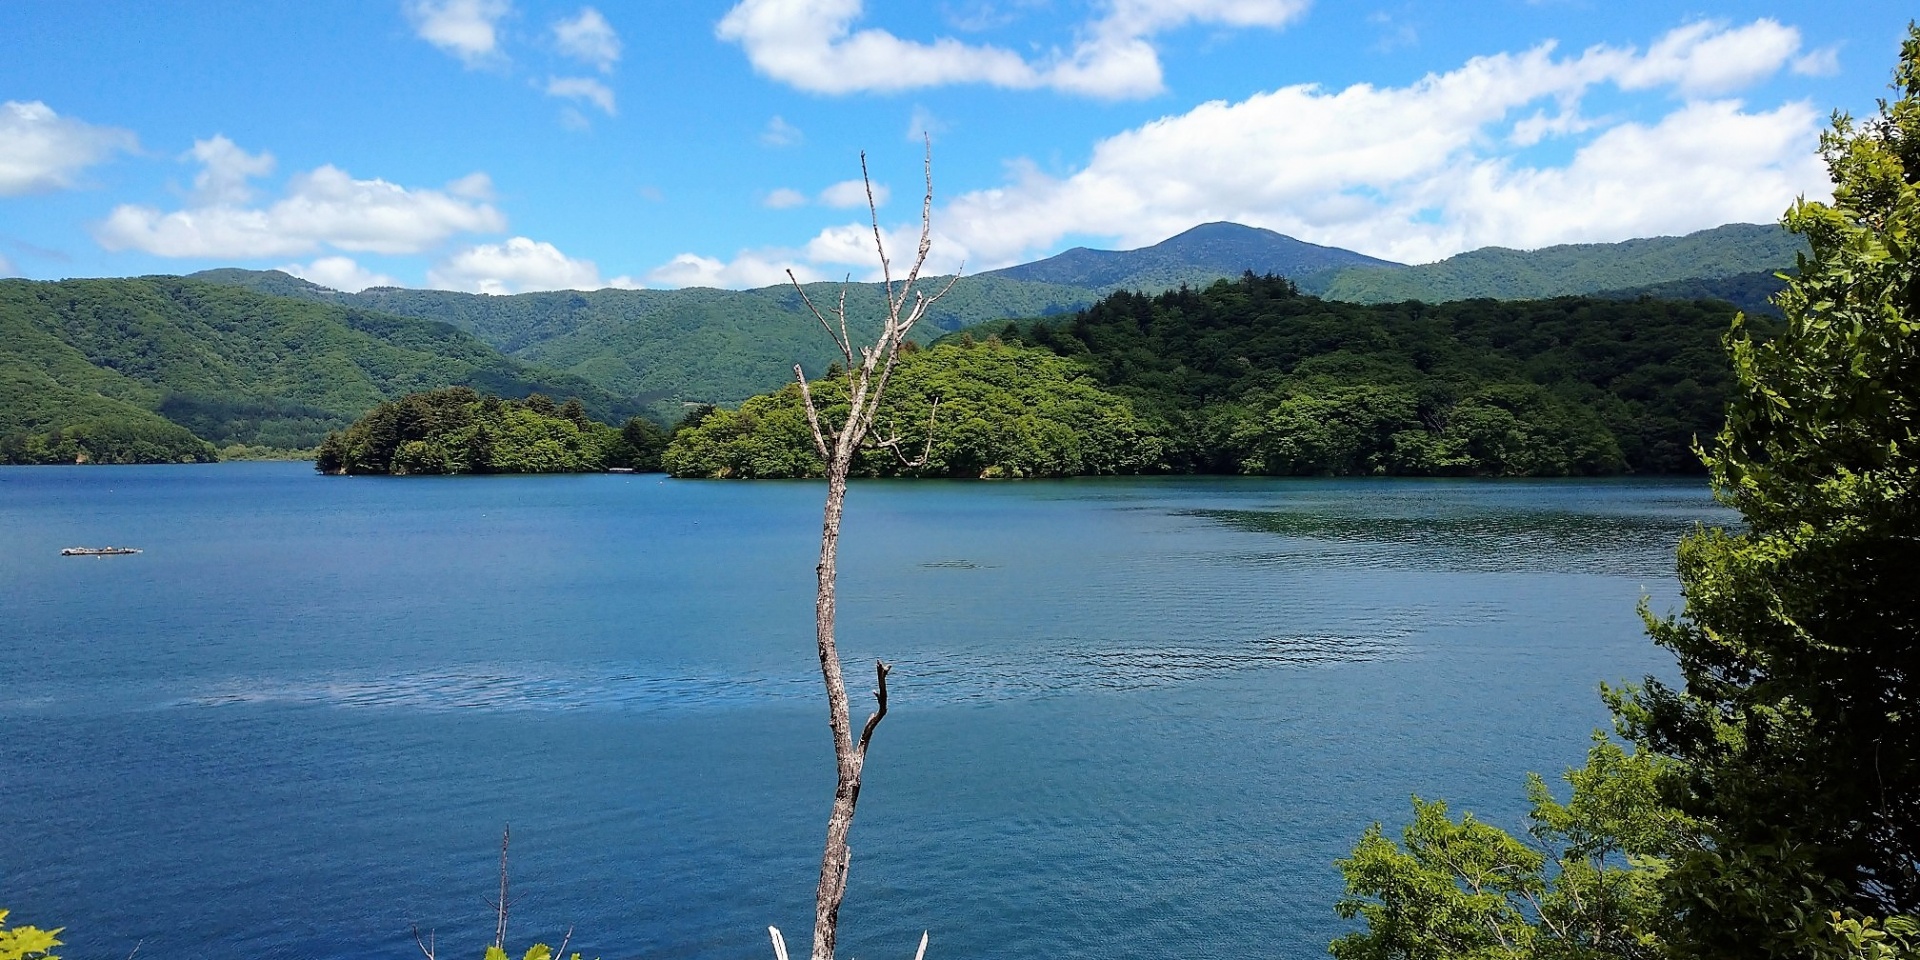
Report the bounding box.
[1301,223,1803,304]
[189,270,1098,415]
[946,275,1758,475]
[1591,269,1790,318]
[0,277,626,462]
[184,223,1797,425]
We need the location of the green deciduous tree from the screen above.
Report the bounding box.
[1333,25,1920,960]
[1621,24,1920,957]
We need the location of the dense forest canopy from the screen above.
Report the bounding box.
[663,339,1162,479]
[932,276,1754,477]
[315,387,666,476]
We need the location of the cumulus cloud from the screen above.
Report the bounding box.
[764,187,809,209]
[1612,18,1803,96]
[187,135,275,205]
[281,256,402,292]
[658,18,1829,286]
[406,0,512,65]
[715,0,1309,99]
[644,250,820,289]
[545,76,617,115]
[553,7,620,72]
[820,178,888,209]
[0,101,138,196]
[97,143,505,258]
[760,115,804,147]
[428,236,607,293]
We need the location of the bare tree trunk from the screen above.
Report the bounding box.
[776,144,956,960]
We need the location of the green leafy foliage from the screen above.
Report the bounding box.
[0,276,628,460]
[1305,224,1805,304]
[1618,25,1920,958]
[662,339,1163,478]
[1331,27,1920,960]
[0,909,61,960]
[482,944,581,960]
[1333,737,1683,960]
[316,387,662,475]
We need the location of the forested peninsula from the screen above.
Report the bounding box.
[664,275,1752,479]
[315,388,666,475]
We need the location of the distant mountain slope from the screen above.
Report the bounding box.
[190,270,1099,414]
[1303,223,1804,304]
[981,221,1401,293]
[1591,269,1790,318]
[0,276,623,455]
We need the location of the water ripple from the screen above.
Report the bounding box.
[165,632,1404,713]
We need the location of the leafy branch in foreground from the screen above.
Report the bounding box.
[1334,23,1920,960]
[0,909,61,960]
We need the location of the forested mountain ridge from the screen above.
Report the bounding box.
[189,270,1101,417]
[979,221,1402,293]
[0,276,625,462]
[1301,223,1804,303]
[186,222,1799,425]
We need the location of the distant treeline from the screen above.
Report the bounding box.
[316,388,668,475]
[666,274,1757,479]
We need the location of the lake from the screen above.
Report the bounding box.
[0,464,1727,959]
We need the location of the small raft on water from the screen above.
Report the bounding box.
[61,546,142,557]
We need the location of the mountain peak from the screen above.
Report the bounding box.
[980,221,1399,294]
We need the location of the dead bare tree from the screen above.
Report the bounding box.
[771,143,956,960]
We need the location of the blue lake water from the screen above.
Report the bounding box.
[0,464,1728,959]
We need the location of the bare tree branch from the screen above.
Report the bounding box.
[794,366,832,459]
[857,660,891,759]
[788,271,854,365]
[411,926,436,960]
[493,824,510,951]
[783,146,956,960]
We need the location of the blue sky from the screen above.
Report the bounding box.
[0,1,1910,292]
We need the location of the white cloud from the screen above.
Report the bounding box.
[715,0,1308,99]
[281,256,402,293]
[1793,45,1841,77]
[0,253,15,277]
[187,135,275,205]
[428,236,605,293]
[0,100,138,196]
[1613,18,1803,96]
[760,115,804,147]
[764,187,809,209]
[644,250,820,289]
[545,76,617,115]
[820,178,888,209]
[671,18,1828,283]
[553,7,621,72]
[97,145,505,258]
[407,0,512,66]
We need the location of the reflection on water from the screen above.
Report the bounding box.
[1184,493,1731,577]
